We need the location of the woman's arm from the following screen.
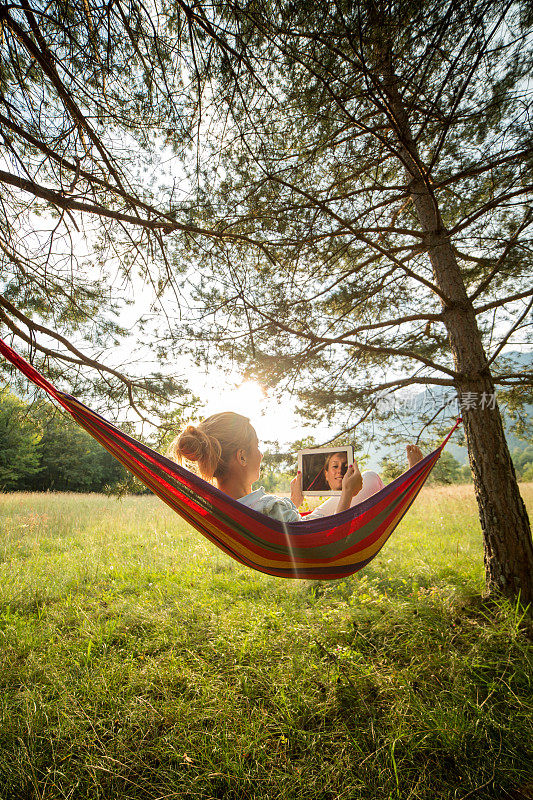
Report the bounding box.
[291,464,363,518]
[290,472,304,508]
[335,464,363,513]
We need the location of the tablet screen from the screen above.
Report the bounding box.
[297,446,354,496]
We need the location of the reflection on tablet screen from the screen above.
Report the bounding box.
[297,446,354,496]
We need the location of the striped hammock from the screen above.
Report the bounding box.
[0,338,461,580]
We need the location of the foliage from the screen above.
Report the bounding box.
[103,472,152,497]
[458,464,474,484]
[0,391,41,489]
[0,0,205,424]
[380,456,404,483]
[258,468,292,493]
[428,452,464,485]
[522,463,533,482]
[0,392,129,492]
[1,0,530,433]
[512,445,533,482]
[381,451,468,485]
[171,0,532,442]
[27,409,128,492]
[258,446,297,492]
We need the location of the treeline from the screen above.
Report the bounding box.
[0,391,130,492]
[380,452,476,485]
[2,390,532,493]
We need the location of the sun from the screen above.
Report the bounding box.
[194,371,302,445]
[202,380,266,420]
[225,381,266,417]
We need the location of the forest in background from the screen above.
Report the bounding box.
[0,391,127,492]
[2,389,531,493]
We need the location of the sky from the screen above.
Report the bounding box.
[188,369,320,447]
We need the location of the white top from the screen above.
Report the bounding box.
[238,487,340,523]
[238,471,385,523]
[238,487,302,523]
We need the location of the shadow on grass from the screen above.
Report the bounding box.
[303,561,482,604]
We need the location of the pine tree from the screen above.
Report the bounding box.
[174,0,533,603]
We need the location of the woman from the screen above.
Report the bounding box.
[170,412,424,523]
[170,412,363,523]
[323,451,348,491]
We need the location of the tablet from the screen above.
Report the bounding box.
[297,446,354,496]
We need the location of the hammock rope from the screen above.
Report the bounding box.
[0,337,462,580]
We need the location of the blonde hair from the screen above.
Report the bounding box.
[324,451,347,487]
[169,412,256,480]
[324,451,347,472]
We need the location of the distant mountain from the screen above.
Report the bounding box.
[360,350,532,469]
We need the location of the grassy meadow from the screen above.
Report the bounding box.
[0,485,532,800]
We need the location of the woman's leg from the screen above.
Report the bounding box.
[308,470,385,518]
[351,470,384,506]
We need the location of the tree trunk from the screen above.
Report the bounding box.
[379,52,533,605]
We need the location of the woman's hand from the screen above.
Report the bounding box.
[335,463,363,514]
[290,472,304,508]
[341,463,363,499]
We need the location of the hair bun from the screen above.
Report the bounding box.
[177,426,207,460]
[170,424,222,479]
[168,412,255,482]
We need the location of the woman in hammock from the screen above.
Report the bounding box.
[170,412,423,523]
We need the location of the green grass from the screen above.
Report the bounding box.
[0,485,532,800]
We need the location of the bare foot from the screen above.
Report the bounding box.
[406,444,423,468]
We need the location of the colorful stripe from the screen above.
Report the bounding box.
[0,337,462,579]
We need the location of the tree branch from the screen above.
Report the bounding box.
[469,209,532,301]
[450,185,533,236]
[487,297,533,368]
[0,295,172,425]
[436,148,533,190]
[238,298,457,377]
[474,288,533,315]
